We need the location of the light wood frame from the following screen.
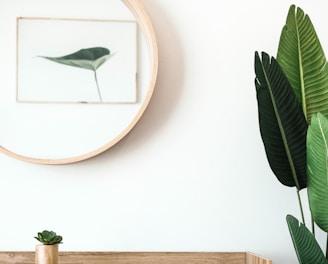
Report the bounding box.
[0,0,158,164]
[0,251,272,264]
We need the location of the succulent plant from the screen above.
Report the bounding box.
[34,230,63,245]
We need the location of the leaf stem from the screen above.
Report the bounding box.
[297,189,305,224]
[94,70,103,102]
[312,215,315,236]
[325,233,328,260]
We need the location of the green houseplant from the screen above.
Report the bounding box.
[35,230,63,245]
[34,230,63,264]
[254,4,328,264]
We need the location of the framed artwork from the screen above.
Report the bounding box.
[0,0,158,164]
[16,17,137,104]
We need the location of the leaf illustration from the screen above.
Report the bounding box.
[39,47,110,71]
[39,47,111,102]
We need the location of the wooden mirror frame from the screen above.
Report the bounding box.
[0,0,158,164]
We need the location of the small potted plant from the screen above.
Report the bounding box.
[34,230,63,264]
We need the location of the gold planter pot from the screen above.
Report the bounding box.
[35,244,58,264]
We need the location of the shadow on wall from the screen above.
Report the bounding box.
[95,0,185,161]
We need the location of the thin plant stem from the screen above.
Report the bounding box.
[326,233,328,260]
[297,189,305,225]
[312,215,315,236]
[94,70,103,102]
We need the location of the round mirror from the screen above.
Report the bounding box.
[0,0,158,164]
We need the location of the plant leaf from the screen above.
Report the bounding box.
[39,47,110,71]
[34,230,63,245]
[53,236,63,244]
[277,5,328,123]
[286,215,328,264]
[254,51,308,189]
[307,113,328,231]
[37,232,43,240]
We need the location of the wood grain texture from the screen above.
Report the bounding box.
[0,252,271,264]
[35,245,58,264]
[246,252,272,264]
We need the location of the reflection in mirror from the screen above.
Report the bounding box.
[17,18,138,104]
[0,0,158,164]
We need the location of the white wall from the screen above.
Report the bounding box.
[1,0,328,263]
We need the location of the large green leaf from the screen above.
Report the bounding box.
[307,113,328,232]
[254,51,308,189]
[277,5,328,123]
[286,214,328,264]
[39,47,110,71]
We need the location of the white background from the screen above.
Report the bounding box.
[0,0,328,263]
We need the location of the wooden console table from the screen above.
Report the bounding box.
[0,251,272,264]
